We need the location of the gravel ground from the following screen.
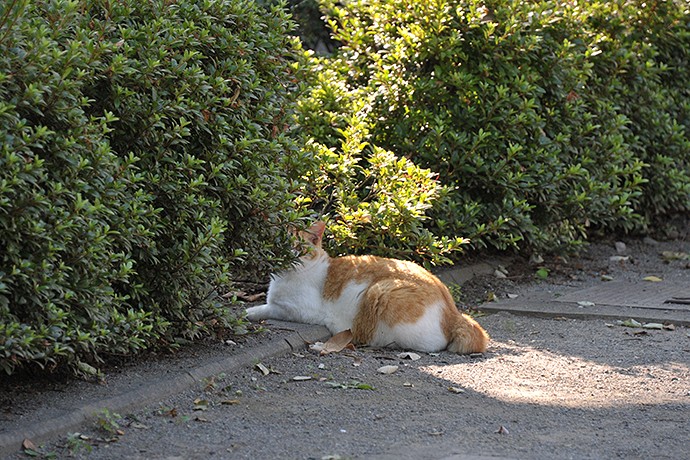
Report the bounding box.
[3,234,690,460]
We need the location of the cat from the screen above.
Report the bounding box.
[245,221,489,354]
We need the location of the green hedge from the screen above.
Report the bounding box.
[300,0,689,253]
[3,0,689,375]
[0,0,309,376]
[586,1,690,227]
[303,112,468,265]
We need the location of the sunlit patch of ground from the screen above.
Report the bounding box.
[422,340,690,408]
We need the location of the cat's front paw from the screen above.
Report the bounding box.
[245,304,270,321]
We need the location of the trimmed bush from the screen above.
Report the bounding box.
[296,55,467,265]
[301,0,689,253]
[306,113,468,265]
[91,0,311,330]
[0,0,309,375]
[584,1,690,228]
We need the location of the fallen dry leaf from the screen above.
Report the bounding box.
[398,352,421,361]
[320,329,354,355]
[377,365,399,374]
[224,290,266,302]
[621,318,642,328]
[131,422,150,430]
[643,275,663,282]
[242,293,266,302]
[193,398,209,411]
[663,323,676,331]
[660,251,690,261]
[255,362,270,376]
[22,439,37,451]
[577,301,595,307]
[448,387,465,394]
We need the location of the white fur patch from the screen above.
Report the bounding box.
[370,301,448,352]
[246,257,369,335]
[259,254,330,324]
[321,280,368,333]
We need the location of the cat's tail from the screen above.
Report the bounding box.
[446,312,490,354]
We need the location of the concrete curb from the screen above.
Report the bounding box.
[0,322,331,458]
[434,258,511,286]
[478,278,690,326]
[480,299,690,326]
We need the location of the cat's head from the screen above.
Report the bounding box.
[294,221,327,260]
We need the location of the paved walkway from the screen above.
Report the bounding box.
[482,279,690,326]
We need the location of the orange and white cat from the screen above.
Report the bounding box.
[245,221,489,354]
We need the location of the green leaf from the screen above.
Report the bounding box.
[326,380,375,390]
[535,268,550,279]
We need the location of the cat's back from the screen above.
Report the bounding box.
[324,254,447,301]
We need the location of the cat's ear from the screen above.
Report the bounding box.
[307,221,326,247]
